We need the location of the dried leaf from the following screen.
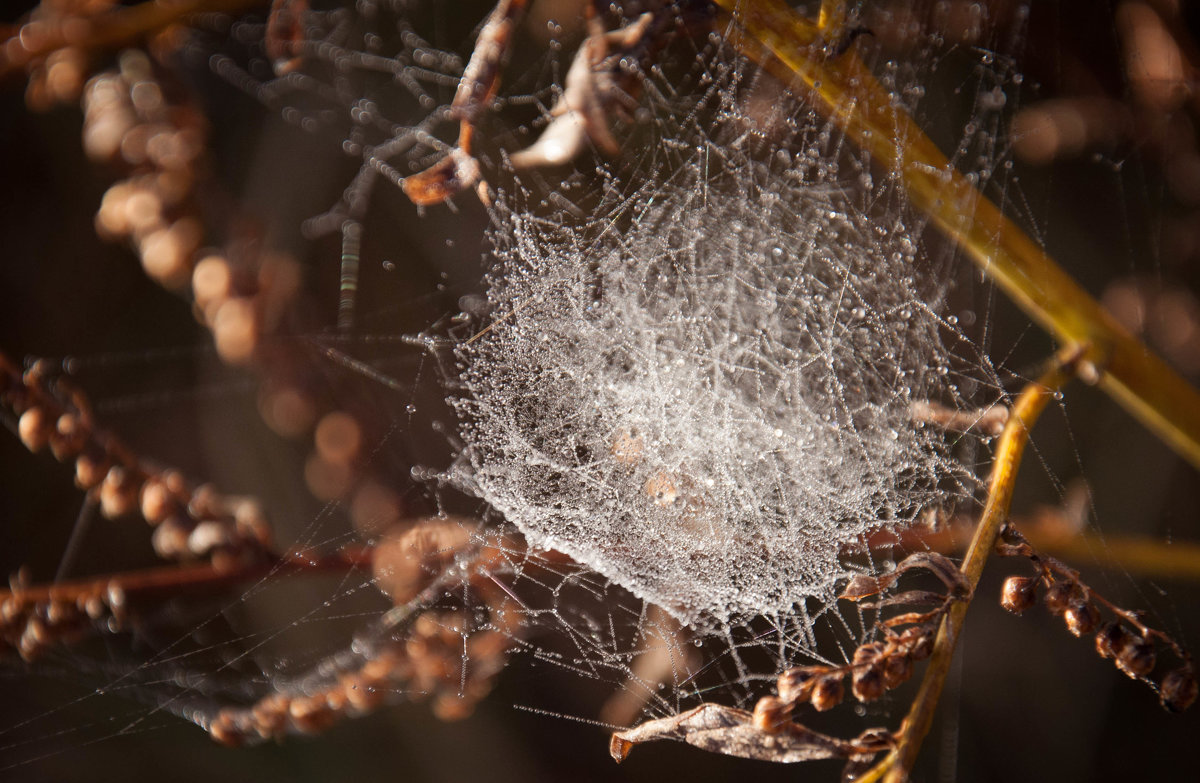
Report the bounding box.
[402,147,482,206]
[610,703,890,764]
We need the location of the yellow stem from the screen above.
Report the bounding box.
[859,356,1075,783]
[714,0,1200,471]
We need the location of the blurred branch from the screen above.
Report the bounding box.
[1,0,263,82]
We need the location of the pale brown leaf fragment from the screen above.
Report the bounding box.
[610,703,889,764]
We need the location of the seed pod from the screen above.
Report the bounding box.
[905,628,934,661]
[1160,667,1198,713]
[288,696,334,734]
[250,693,290,738]
[883,652,914,689]
[139,476,174,523]
[18,407,50,452]
[1000,575,1038,614]
[811,673,845,712]
[851,665,885,702]
[151,515,193,560]
[852,642,884,666]
[1095,622,1130,660]
[1043,580,1075,614]
[74,452,110,490]
[777,666,818,704]
[50,412,87,460]
[1116,638,1156,679]
[1063,598,1099,637]
[208,711,245,748]
[341,672,384,712]
[100,465,140,518]
[752,695,789,733]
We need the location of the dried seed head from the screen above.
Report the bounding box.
[100,466,140,518]
[250,694,290,737]
[1160,667,1198,713]
[852,642,885,666]
[371,519,473,605]
[18,407,50,452]
[151,515,193,560]
[74,452,109,490]
[882,652,914,689]
[752,695,789,733]
[777,666,818,704]
[288,696,334,734]
[1095,622,1131,660]
[1,596,23,624]
[1116,638,1157,679]
[45,599,76,626]
[810,673,845,712]
[187,520,235,558]
[1043,579,1075,614]
[1000,575,1038,614]
[1063,598,1099,637]
[905,628,935,661]
[51,413,86,460]
[208,711,245,747]
[644,471,679,507]
[139,476,173,523]
[433,693,476,721]
[851,665,885,702]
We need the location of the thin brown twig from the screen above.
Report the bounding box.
[1,547,372,609]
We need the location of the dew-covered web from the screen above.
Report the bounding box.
[458,126,973,624]
[5,0,1200,779]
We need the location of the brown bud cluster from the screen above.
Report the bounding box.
[1,353,274,569]
[83,51,208,292]
[208,607,514,746]
[998,529,1196,715]
[0,582,126,662]
[761,623,935,728]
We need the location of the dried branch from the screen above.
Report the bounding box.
[995,524,1196,713]
[610,703,892,764]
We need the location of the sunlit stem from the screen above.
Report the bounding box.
[817,0,847,37]
[714,0,1200,471]
[857,351,1078,783]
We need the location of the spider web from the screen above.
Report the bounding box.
[2,1,1200,781]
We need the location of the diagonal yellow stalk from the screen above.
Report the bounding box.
[713,0,1200,470]
[855,354,1076,782]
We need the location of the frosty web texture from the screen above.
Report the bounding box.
[457,150,967,623]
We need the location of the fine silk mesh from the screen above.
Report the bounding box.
[456,148,969,622]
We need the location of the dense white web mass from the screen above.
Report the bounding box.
[455,136,972,622]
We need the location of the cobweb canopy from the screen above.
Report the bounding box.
[455,135,970,622]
